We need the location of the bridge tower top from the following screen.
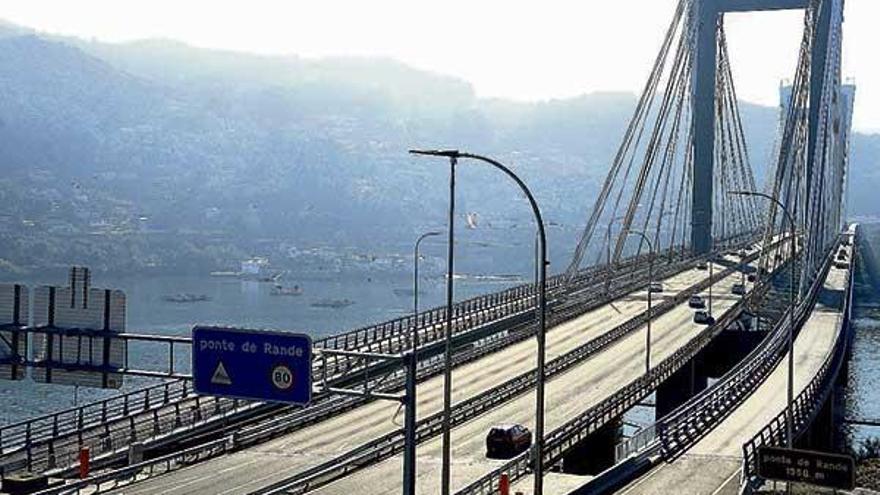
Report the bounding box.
[690,0,842,254]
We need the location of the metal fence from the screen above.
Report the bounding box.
[660,244,836,460]
[0,379,190,454]
[454,255,762,494]
[21,251,703,492]
[251,259,710,494]
[740,241,855,487]
[0,245,703,483]
[32,437,231,495]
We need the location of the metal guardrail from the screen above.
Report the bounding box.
[33,437,232,495]
[2,254,689,484]
[454,246,776,495]
[0,379,190,454]
[29,254,706,494]
[250,259,711,495]
[1,391,258,479]
[740,239,855,486]
[659,246,836,460]
[615,424,658,463]
[315,250,680,380]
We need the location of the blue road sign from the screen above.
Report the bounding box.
[192,326,312,405]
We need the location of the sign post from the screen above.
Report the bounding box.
[192,326,312,405]
[757,446,855,491]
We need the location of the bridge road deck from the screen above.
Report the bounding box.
[304,258,752,495]
[616,247,851,495]
[108,256,741,495]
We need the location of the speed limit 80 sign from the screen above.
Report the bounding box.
[192,326,312,405]
[272,364,294,390]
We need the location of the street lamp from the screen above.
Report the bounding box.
[709,256,714,317]
[410,149,549,495]
[625,230,654,373]
[408,150,457,495]
[729,190,797,452]
[402,230,442,495]
[413,231,443,347]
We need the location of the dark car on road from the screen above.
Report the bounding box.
[486,424,532,459]
[688,295,705,309]
[693,310,715,325]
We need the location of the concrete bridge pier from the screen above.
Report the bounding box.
[700,328,767,376]
[561,418,623,475]
[656,358,708,420]
[655,327,767,420]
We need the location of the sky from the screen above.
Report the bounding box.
[2,0,877,133]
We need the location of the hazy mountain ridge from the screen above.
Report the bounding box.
[0,23,875,274]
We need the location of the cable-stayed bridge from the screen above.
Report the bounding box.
[0,0,858,494]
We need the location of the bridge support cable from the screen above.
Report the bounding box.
[565,0,773,286]
[564,0,695,283]
[754,3,815,300]
[753,0,850,311]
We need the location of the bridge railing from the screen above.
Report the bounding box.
[313,249,686,383]
[245,257,707,494]
[740,238,855,486]
[5,255,679,481]
[0,379,191,454]
[0,243,708,482]
[604,238,812,461]
[25,251,703,491]
[453,254,761,495]
[32,436,232,495]
[0,392,261,479]
[615,423,658,463]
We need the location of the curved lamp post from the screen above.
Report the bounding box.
[729,190,797,451]
[402,230,442,495]
[413,231,443,346]
[410,149,548,495]
[624,229,654,373]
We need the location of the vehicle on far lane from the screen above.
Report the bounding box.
[731,283,746,295]
[486,424,532,459]
[688,295,706,309]
[696,261,708,270]
[649,281,664,293]
[693,310,715,325]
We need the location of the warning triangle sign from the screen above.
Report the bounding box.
[211,361,232,385]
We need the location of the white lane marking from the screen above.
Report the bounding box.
[218,457,261,474]
[710,468,742,495]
